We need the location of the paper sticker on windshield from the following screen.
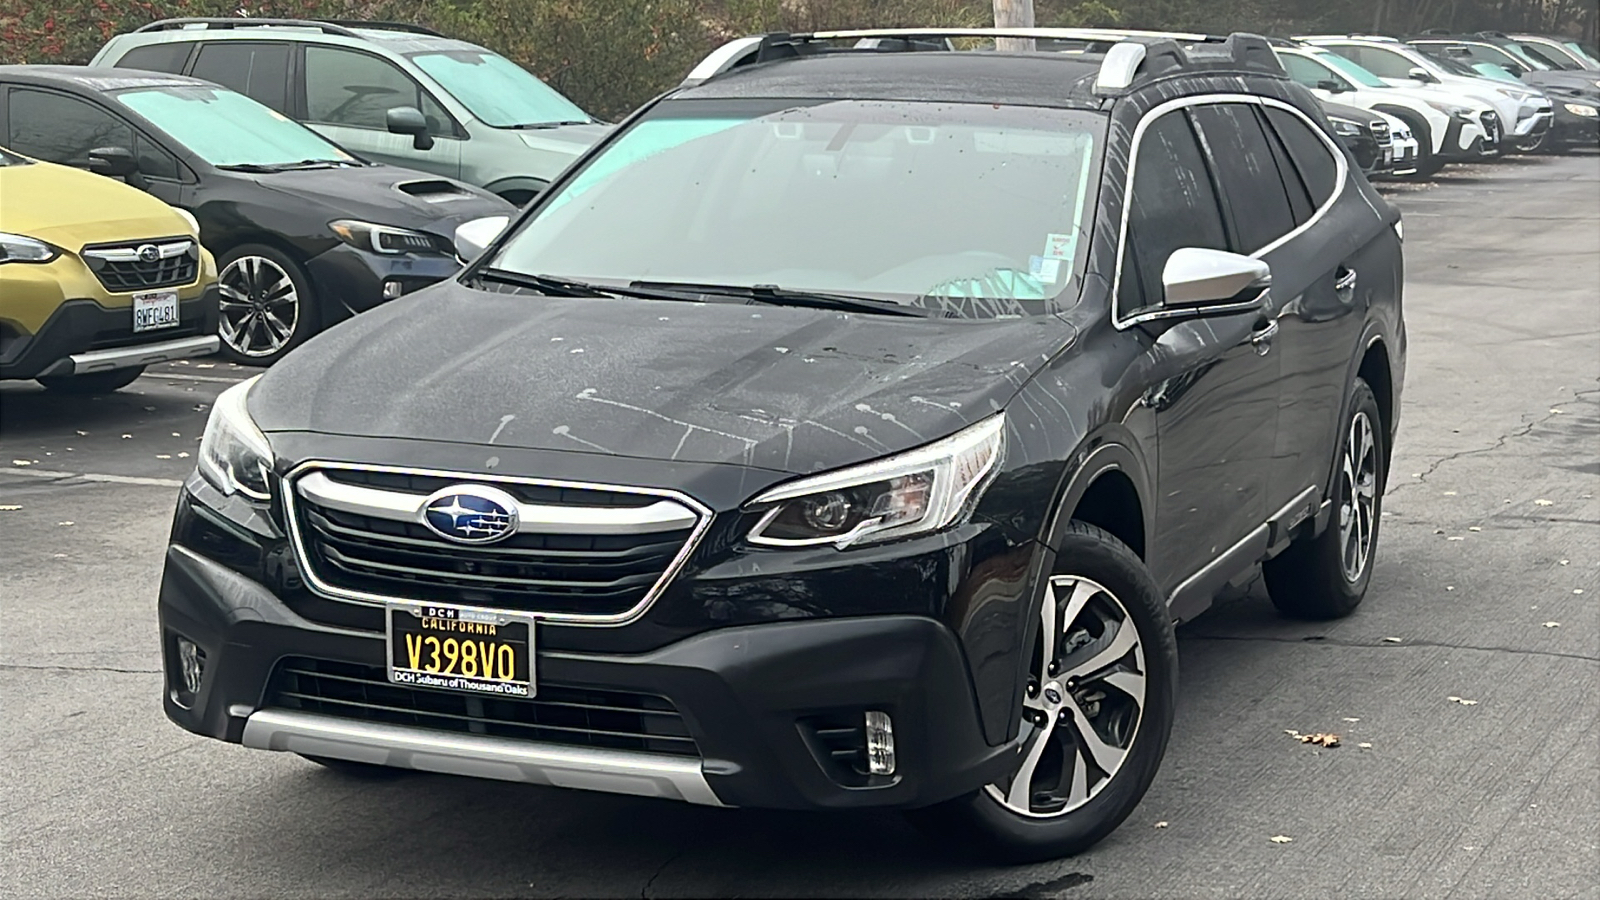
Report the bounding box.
[1028,256,1061,284]
[1044,233,1075,260]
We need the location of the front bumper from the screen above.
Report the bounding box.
[1550,102,1600,144]
[304,245,463,326]
[1436,116,1491,161]
[160,519,1019,811]
[1,285,220,380]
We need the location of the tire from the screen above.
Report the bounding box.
[1512,129,1547,154]
[36,366,144,394]
[216,244,316,366]
[1263,378,1385,620]
[905,521,1178,863]
[297,754,410,780]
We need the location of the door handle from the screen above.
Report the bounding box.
[1248,320,1278,355]
[1335,266,1358,300]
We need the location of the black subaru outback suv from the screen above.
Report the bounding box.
[160,28,1405,860]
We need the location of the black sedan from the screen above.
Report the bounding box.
[0,66,513,364]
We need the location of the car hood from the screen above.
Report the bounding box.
[248,284,1074,474]
[0,157,195,248]
[1371,83,1493,113]
[252,164,512,237]
[1525,71,1600,99]
[515,122,612,155]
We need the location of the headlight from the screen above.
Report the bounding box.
[1495,87,1536,101]
[1565,102,1599,117]
[197,377,272,501]
[173,207,200,237]
[1329,117,1364,136]
[746,414,1004,549]
[328,219,447,255]
[1424,100,1474,119]
[0,231,61,264]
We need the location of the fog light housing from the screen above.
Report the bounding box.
[177,637,205,697]
[381,280,404,300]
[864,710,895,776]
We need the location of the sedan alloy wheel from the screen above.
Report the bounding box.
[218,255,300,359]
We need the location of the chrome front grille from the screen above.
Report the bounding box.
[284,464,711,623]
[1481,111,1502,143]
[1369,121,1391,144]
[81,238,198,292]
[267,657,700,757]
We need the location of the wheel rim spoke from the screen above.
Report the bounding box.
[986,574,1146,818]
[1007,716,1057,810]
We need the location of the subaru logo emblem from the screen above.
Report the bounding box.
[137,244,160,263]
[420,485,519,544]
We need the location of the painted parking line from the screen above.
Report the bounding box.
[2,467,184,488]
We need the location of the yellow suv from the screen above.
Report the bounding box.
[1,147,218,393]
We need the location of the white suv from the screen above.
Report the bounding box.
[1276,43,1490,176]
[1299,36,1553,153]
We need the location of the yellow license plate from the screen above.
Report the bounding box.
[386,602,534,697]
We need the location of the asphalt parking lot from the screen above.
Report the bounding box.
[3,151,1596,899]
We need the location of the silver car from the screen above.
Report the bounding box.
[91,18,611,205]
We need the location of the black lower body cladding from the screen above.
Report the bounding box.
[0,288,218,380]
[159,501,1021,811]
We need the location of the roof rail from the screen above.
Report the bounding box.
[134,17,363,37]
[681,28,1283,93]
[315,19,445,37]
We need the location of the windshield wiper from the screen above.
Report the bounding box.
[630,281,932,317]
[506,120,593,130]
[217,159,352,173]
[472,269,712,303]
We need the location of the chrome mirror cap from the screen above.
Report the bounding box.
[1161,247,1272,307]
[454,216,510,264]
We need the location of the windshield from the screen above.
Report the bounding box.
[1470,62,1522,83]
[488,99,1104,318]
[116,86,352,168]
[1564,42,1600,66]
[1315,51,1391,88]
[0,146,29,166]
[410,50,589,128]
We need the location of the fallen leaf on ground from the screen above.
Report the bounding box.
[0,505,21,511]
[1549,408,1563,414]
[1447,536,1465,541]
[1382,637,1404,643]
[1446,586,1455,591]
[1559,560,1569,566]
[1295,733,1340,747]
[143,406,156,412]
[155,454,172,460]
[1543,622,1560,628]
[1443,490,1457,496]
[1574,589,1585,595]
[75,430,87,436]
[10,460,30,466]
[1468,526,1482,532]
[51,553,67,559]
[177,452,190,459]
[171,432,181,437]
[1342,717,1360,722]
[1154,821,1169,829]
[120,434,132,439]
[1447,696,1479,706]
[1357,742,1373,749]
[57,521,74,526]
[1534,499,1554,506]
[1270,835,1293,844]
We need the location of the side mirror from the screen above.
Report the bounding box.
[453,215,509,263]
[385,106,435,151]
[1407,66,1439,84]
[1162,248,1271,309]
[1316,79,1349,93]
[86,146,138,178]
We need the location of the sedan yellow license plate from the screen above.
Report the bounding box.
[386,602,534,697]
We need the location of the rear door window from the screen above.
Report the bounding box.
[5,88,135,167]
[1262,106,1340,209]
[190,42,291,112]
[1188,103,1298,254]
[112,43,195,75]
[1330,45,1417,79]
[1118,108,1229,317]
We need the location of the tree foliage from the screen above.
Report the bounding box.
[1,0,1593,120]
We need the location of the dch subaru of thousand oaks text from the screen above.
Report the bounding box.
[161,28,1405,860]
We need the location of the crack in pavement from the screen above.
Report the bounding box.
[1182,633,1600,663]
[0,663,160,675]
[640,847,688,899]
[1389,386,1600,496]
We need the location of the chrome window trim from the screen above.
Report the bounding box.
[280,461,715,627]
[1111,93,1350,331]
